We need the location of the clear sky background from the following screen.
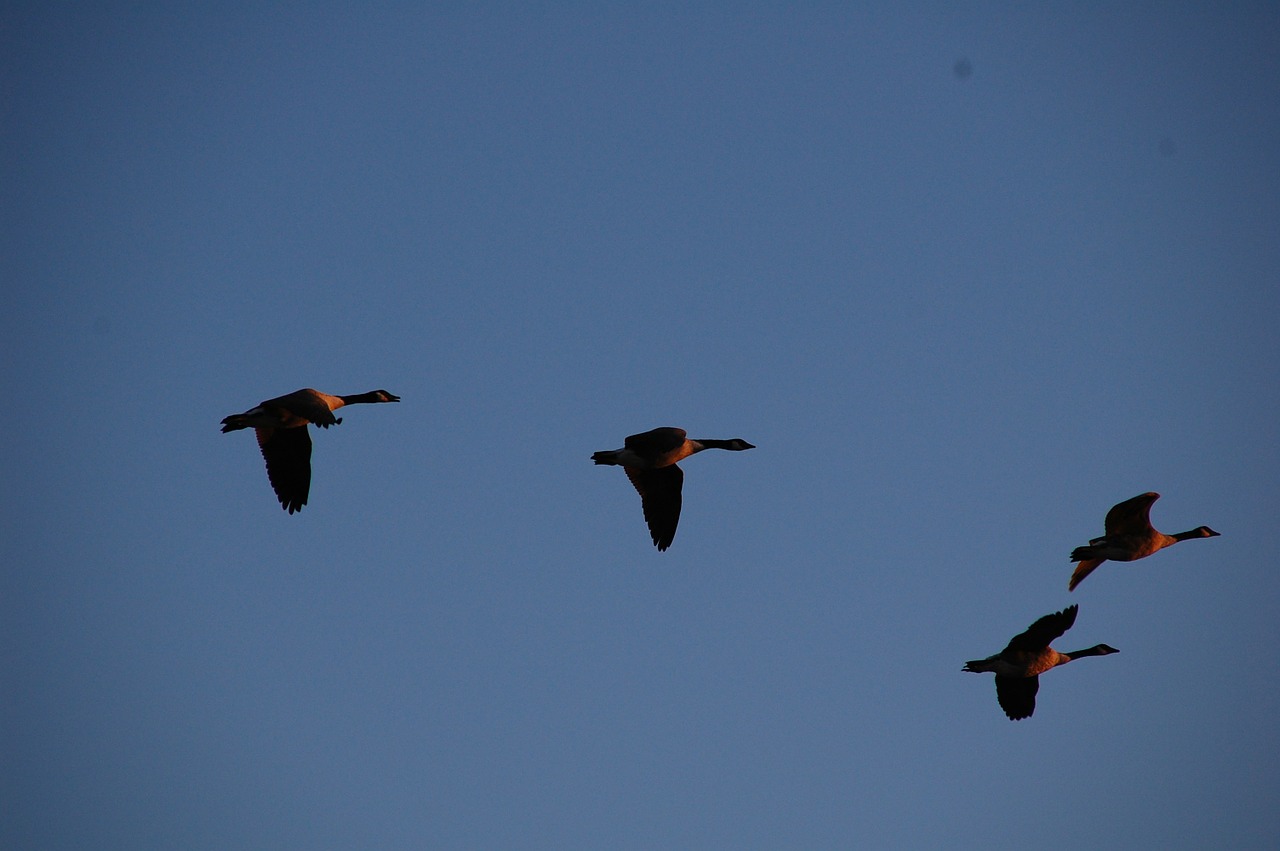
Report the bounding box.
[4,3,1278,849]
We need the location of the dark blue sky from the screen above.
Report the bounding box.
[4,3,1278,848]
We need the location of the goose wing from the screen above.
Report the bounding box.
[995,675,1040,720]
[623,427,687,455]
[256,425,312,514]
[1005,605,1078,653]
[1068,560,1104,592]
[624,464,683,551]
[1103,492,1159,536]
[263,388,341,427]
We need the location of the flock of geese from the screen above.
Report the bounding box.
[218,388,754,543]
[964,490,1218,719]
[221,387,1221,722]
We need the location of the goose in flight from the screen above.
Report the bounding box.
[591,427,754,551]
[963,605,1118,720]
[1069,492,1219,591]
[221,388,399,513]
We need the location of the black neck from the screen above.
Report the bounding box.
[340,391,386,404]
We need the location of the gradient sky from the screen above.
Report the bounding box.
[4,3,1278,849]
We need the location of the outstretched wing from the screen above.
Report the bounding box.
[624,464,684,551]
[1005,605,1078,653]
[256,425,312,514]
[995,675,1040,720]
[1104,492,1159,536]
[1068,560,1104,591]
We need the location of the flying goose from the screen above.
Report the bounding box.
[221,388,399,513]
[963,604,1118,720]
[1069,492,1219,591]
[591,427,754,551]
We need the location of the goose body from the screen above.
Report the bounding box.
[1069,492,1219,591]
[963,605,1117,720]
[591,427,754,551]
[221,388,399,514]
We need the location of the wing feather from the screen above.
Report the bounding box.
[623,427,687,454]
[263,389,341,427]
[624,464,683,551]
[1104,492,1159,536]
[1068,560,1103,591]
[1005,605,1078,653]
[995,675,1040,720]
[256,425,312,514]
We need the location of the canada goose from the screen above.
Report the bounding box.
[963,605,1118,721]
[221,388,400,513]
[591,427,754,551]
[1069,492,1219,591]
